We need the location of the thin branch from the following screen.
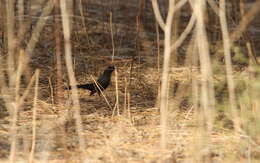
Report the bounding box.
[25,0,54,57]
[110,12,115,62]
[53,0,63,104]
[159,0,176,150]
[29,70,40,163]
[9,103,17,163]
[207,0,220,16]
[90,76,112,110]
[219,0,241,132]
[230,0,260,45]
[151,0,188,31]
[193,0,215,130]
[151,0,165,31]
[215,0,260,58]
[192,0,216,161]
[60,0,86,160]
[6,0,15,88]
[17,0,25,41]
[170,12,196,52]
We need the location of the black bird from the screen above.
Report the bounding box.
[68,66,115,96]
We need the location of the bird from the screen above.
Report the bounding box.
[67,66,115,96]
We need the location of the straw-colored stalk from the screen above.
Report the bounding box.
[29,70,40,163]
[110,12,115,62]
[159,0,176,150]
[219,0,241,132]
[60,0,86,160]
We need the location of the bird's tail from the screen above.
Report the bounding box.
[66,84,95,90]
[77,83,95,90]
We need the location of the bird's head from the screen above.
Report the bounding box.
[106,65,115,72]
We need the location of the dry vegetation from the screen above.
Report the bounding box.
[0,0,259,162]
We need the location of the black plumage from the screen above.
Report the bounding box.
[68,66,115,96]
